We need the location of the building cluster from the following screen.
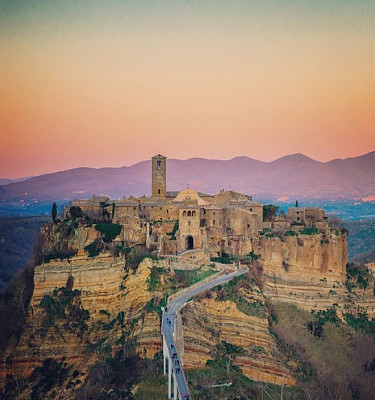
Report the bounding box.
[64,155,329,258]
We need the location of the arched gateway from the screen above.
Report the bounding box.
[186,235,194,250]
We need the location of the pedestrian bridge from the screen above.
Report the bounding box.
[161,267,248,399]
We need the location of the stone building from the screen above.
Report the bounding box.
[64,154,330,258]
[152,154,167,200]
[287,206,328,227]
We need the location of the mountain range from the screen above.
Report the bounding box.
[1,152,375,206]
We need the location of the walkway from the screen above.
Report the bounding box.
[161,267,248,399]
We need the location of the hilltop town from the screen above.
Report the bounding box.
[1,155,375,400]
[64,154,330,260]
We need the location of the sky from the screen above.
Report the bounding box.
[1,0,375,178]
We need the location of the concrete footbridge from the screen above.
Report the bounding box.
[161,267,248,399]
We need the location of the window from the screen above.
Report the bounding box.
[157,160,161,170]
[188,211,192,216]
[247,224,250,228]
[213,220,216,225]
[183,211,187,217]
[213,212,216,215]
[158,189,161,195]
[192,211,196,216]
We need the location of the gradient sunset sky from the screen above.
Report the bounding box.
[1,0,375,178]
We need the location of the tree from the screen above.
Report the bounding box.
[111,203,115,220]
[329,213,343,228]
[263,205,279,222]
[51,202,57,222]
[69,206,83,220]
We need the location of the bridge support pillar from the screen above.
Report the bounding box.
[173,372,177,400]
[163,335,167,375]
[168,357,172,399]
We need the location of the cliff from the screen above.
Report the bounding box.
[1,222,375,399]
[181,287,295,386]
[0,253,164,396]
[258,232,375,318]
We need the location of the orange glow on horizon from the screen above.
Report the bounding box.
[1,1,375,178]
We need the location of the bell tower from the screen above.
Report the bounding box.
[152,154,167,199]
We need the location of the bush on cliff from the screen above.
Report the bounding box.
[95,223,122,242]
[42,248,77,263]
[346,262,371,290]
[76,346,148,400]
[40,287,89,337]
[299,226,320,235]
[84,239,103,258]
[147,266,166,291]
[29,358,70,400]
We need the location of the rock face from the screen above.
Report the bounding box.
[260,233,348,311]
[32,253,125,317]
[2,223,375,397]
[259,233,375,318]
[0,223,164,394]
[181,290,294,386]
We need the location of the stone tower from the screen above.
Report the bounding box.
[152,154,167,199]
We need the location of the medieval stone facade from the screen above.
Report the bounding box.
[64,154,330,258]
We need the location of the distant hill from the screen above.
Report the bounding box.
[0,152,375,206]
[0,176,34,186]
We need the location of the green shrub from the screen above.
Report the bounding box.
[40,288,89,335]
[312,306,340,325]
[69,206,83,220]
[346,263,371,289]
[84,239,103,258]
[299,226,320,235]
[147,266,166,291]
[95,223,122,242]
[210,256,233,264]
[146,296,167,315]
[174,267,216,287]
[166,220,179,240]
[43,249,77,263]
[285,230,296,236]
[344,312,375,340]
[236,297,266,318]
[29,358,69,399]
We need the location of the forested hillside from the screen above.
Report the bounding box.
[343,219,375,263]
[0,217,50,289]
